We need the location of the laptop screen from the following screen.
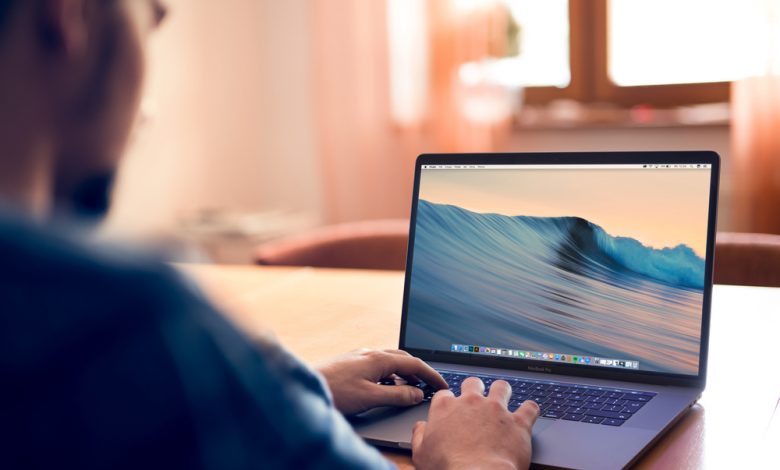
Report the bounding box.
[403,162,714,377]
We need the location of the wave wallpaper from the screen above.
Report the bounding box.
[405,168,711,375]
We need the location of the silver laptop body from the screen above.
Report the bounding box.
[353,152,720,470]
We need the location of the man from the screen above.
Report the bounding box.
[0,1,538,469]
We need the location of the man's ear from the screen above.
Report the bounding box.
[39,0,88,59]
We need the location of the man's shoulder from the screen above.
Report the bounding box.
[0,212,193,363]
[0,211,173,287]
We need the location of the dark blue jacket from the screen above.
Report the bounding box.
[0,212,393,469]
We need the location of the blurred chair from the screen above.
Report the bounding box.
[256,227,780,286]
[714,232,780,287]
[254,219,409,271]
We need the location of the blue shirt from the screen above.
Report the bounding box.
[0,212,394,469]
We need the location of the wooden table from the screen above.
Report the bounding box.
[181,264,780,469]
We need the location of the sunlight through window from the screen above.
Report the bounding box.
[609,0,775,86]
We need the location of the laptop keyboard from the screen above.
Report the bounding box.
[411,370,656,427]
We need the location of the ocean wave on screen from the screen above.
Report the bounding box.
[591,228,704,289]
[417,200,705,290]
[406,200,704,375]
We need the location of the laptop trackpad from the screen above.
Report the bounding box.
[530,416,555,435]
[352,404,555,448]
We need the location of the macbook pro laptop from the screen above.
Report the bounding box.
[353,151,720,469]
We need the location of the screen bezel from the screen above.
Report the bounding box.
[398,151,720,389]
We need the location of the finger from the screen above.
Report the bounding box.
[378,374,403,385]
[371,383,425,407]
[396,373,422,385]
[381,372,422,386]
[383,349,412,356]
[380,354,448,390]
[514,399,540,427]
[487,379,512,406]
[430,388,455,409]
[411,421,426,453]
[459,376,485,396]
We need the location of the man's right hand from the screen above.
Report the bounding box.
[411,376,539,470]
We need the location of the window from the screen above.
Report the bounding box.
[516,0,767,106]
[502,0,570,88]
[608,0,759,87]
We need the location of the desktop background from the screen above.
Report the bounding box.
[404,167,712,375]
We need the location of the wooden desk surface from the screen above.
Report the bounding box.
[181,264,780,469]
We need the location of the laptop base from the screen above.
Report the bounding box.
[353,363,700,470]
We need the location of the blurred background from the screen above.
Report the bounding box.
[105,0,780,264]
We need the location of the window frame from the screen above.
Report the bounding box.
[523,0,730,107]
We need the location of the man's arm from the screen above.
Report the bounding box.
[157,267,397,470]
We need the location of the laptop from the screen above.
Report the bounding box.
[353,151,720,470]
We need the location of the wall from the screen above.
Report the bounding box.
[106,0,322,238]
[104,0,734,248]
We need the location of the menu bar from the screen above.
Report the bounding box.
[422,164,710,170]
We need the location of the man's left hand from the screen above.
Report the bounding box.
[316,349,448,416]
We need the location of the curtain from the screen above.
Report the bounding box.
[731,77,780,234]
[310,0,513,224]
[730,1,780,234]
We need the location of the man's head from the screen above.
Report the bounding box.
[0,0,165,220]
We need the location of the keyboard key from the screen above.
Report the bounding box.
[582,416,604,424]
[602,418,626,426]
[624,401,645,412]
[543,410,563,419]
[562,413,585,421]
[623,392,655,402]
[604,398,628,406]
[602,405,624,412]
[584,409,624,419]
